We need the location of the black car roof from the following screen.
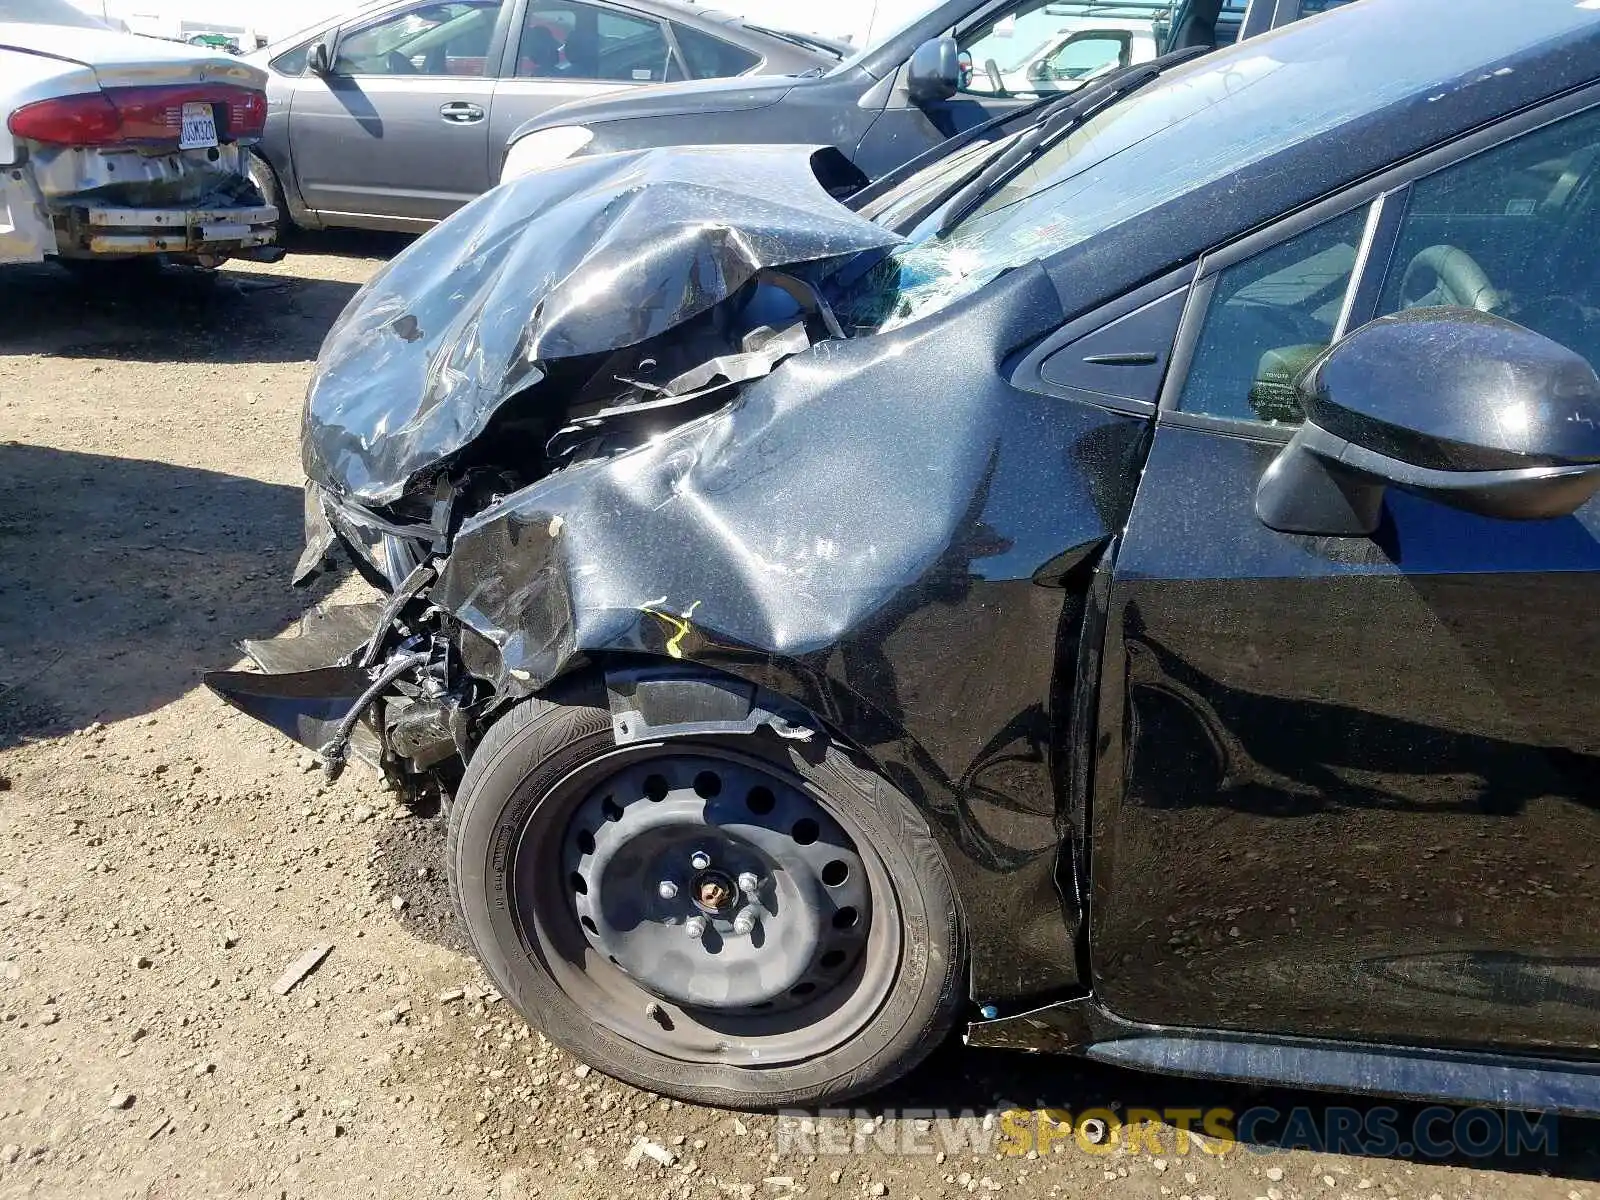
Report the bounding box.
[1039,0,1600,321]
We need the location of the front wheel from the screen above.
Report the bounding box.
[445,690,966,1108]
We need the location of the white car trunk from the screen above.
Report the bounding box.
[0,14,275,265]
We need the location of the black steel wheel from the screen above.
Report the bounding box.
[446,684,965,1108]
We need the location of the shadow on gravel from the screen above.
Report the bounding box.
[0,442,340,748]
[864,1039,1600,1181]
[0,260,364,363]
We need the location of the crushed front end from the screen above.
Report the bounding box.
[207,143,900,802]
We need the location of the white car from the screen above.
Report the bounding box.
[0,0,279,271]
[982,16,1159,97]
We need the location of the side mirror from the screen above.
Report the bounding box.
[307,39,333,75]
[1256,307,1600,536]
[907,37,961,105]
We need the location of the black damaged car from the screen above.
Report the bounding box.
[212,0,1600,1111]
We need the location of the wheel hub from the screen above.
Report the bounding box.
[692,871,735,912]
[560,755,871,1013]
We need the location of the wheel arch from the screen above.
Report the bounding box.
[519,650,1060,1012]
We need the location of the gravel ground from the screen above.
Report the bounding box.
[2,243,1598,1200]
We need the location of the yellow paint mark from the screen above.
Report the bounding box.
[642,600,701,659]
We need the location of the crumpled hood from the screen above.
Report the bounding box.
[303,143,900,507]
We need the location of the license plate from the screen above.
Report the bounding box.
[179,101,218,150]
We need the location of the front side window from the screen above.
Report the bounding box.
[1373,105,1600,369]
[1176,102,1600,426]
[335,0,502,76]
[515,2,671,81]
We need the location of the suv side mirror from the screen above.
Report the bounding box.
[1256,308,1600,536]
[907,37,961,105]
[308,39,333,75]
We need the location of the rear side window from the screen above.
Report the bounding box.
[516,2,672,81]
[672,22,760,77]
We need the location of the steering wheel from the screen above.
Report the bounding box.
[385,49,420,74]
[1400,244,1503,312]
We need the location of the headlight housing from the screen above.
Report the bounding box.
[499,125,594,182]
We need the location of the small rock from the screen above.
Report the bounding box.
[733,1118,749,1135]
[221,930,239,949]
[438,988,465,1003]
[573,1064,591,1079]
[1265,1168,1284,1183]
[272,943,334,996]
[763,1177,795,1191]
[2,1144,19,1164]
[133,955,152,969]
[351,806,374,823]
[296,754,319,773]
[625,1138,677,1168]
[869,1185,888,1198]
[193,1062,215,1077]
[108,1092,135,1110]
[380,1001,412,1025]
[390,895,407,912]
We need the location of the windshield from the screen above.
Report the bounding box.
[834,0,1600,333]
[0,0,105,26]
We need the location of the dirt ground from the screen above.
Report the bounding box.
[1,243,1597,1200]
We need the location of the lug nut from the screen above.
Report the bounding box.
[685,915,708,939]
[690,850,712,870]
[732,908,758,936]
[737,871,760,898]
[657,880,678,900]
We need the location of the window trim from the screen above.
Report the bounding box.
[330,0,515,80]
[1155,80,1600,442]
[1012,264,1196,415]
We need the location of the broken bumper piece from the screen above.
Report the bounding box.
[204,602,382,766]
[60,202,278,257]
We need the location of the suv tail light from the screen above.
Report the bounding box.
[7,84,268,148]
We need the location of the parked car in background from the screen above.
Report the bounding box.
[0,0,279,272]
[985,14,1159,95]
[248,0,836,232]
[499,0,1356,185]
[214,0,1600,1113]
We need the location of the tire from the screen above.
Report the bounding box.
[446,687,966,1109]
[247,152,296,235]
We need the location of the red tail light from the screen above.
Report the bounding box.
[7,84,268,148]
[6,93,121,145]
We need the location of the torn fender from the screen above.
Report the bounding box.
[303,144,901,507]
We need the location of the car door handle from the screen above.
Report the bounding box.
[439,101,485,124]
